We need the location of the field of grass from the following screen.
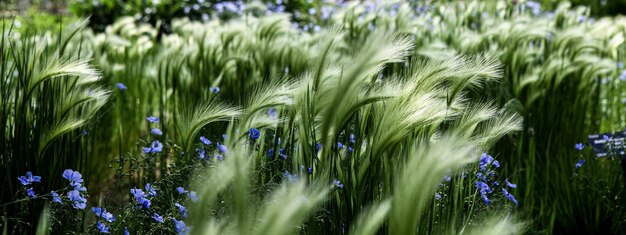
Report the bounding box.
[2,0,626,234]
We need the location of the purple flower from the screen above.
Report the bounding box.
[249,128,260,140]
[18,172,41,186]
[575,159,585,168]
[51,191,62,204]
[505,179,517,188]
[26,188,36,198]
[188,191,199,203]
[575,143,584,151]
[115,83,127,91]
[147,116,160,123]
[210,87,220,93]
[153,213,164,223]
[176,187,188,194]
[200,136,212,145]
[217,154,223,161]
[97,221,110,233]
[493,160,500,168]
[151,128,163,136]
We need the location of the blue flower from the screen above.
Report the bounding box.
[481,193,490,205]
[217,155,223,161]
[18,172,41,185]
[337,142,344,149]
[575,143,584,151]
[210,87,220,93]
[268,108,278,119]
[217,143,228,154]
[92,207,115,223]
[173,218,190,235]
[493,160,500,168]
[26,188,36,198]
[196,148,206,159]
[143,147,152,154]
[575,159,585,168]
[349,134,355,143]
[267,148,275,157]
[151,141,163,153]
[479,153,494,171]
[505,179,517,188]
[475,181,492,194]
[153,213,164,223]
[188,191,199,203]
[285,171,298,182]
[115,83,127,91]
[176,187,188,194]
[279,148,287,159]
[249,128,260,140]
[130,188,144,198]
[131,188,151,209]
[62,169,84,186]
[51,191,62,204]
[333,179,344,189]
[151,128,163,136]
[147,116,160,123]
[97,221,110,233]
[315,143,321,153]
[502,188,519,206]
[67,190,87,209]
[124,227,129,235]
[145,183,157,197]
[200,136,212,145]
[175,202,188,219]
[444,175,451,182]
[435,193,441,200]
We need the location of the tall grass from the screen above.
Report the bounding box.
[4,0,626,233]
[0,19,109,232]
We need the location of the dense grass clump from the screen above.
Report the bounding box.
[2,0,626,234]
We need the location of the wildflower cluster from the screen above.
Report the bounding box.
[143,116,164,154]
[18,172,41,198]
[474,153,518,206]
